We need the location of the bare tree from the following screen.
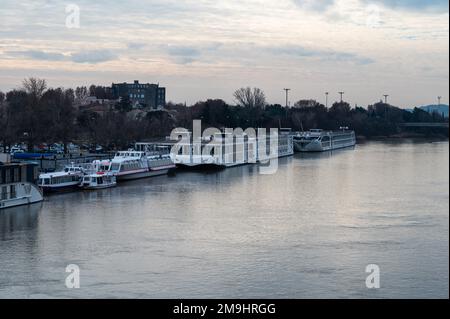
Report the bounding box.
[75,86,89,104]
[233,87,266,109]
[22,78,47,100]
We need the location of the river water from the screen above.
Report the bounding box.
[0,140,448,299]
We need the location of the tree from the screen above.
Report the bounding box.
[75,86,89,103]
[41,88,76,153]
[5,90,28,149]
[233,87,266,109]
[0,91,5,104]
[23,78,47,100]
[115,96,132,113]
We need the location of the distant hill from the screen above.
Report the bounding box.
[406,104,449,118]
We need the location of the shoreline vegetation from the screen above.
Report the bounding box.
[0,78,448,153]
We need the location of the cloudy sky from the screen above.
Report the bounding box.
[0,0,448,107]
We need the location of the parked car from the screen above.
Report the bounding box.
[10,147,25,155]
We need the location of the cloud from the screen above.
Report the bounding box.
[7,50,66,61]
[292,0,335,11]
[127,43,147,50]
[269,46,375,65]
[6,49,119,64]
[165,43,222,64]
[70,50,119,64]
[363,0,449,12]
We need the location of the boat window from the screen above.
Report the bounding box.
[10,185,16,199]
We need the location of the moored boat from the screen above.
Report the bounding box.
[37,164,86,193]
[80,160,117,190]
[293,128,356,152]
[1,161,43,209]
[109,150,175,182]
[80,172,117,190]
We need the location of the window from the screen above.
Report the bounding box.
[1,186,7,200]
[5,169,11,183]
[10,185,16,199]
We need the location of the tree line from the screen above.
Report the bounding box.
[0,79,447,153]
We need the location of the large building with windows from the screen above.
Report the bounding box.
[112,80,166,109]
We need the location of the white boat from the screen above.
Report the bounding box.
[80,160,117,190]
[293,129,356,152]
[37,164,86,193]
[1,162,43,209]
[109,150,175,182]
[80,172,117,190]
[165,129,294,168]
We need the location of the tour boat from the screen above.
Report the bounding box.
[109,150,175,182]
[80,160,117,190]
[80,172,117,190]
[1,162,43,209]
[37,164,86,193]
[293,129,356,152]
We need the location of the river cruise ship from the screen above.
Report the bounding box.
[293,129,356,152]
[0,161,43,209]
[162,129,294,168]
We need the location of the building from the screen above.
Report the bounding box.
[112,80,166,109]
[293,99,319,108]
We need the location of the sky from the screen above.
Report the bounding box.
[0,0,448,107]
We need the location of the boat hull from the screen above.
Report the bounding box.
[40,182,81,194]
[82,184,117,190]
[116,168,170,182]
[294,139,356,152]
[0,183,43,210]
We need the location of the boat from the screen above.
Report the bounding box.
[80,160,117,190]
[158,128,294,168]
[109,150,175,182]
[293,128,356,152]
[37,163,86,193]
[80,172,116,190]
[0,161,43,209]
[80,172,117,190]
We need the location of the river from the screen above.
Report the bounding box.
[0,140,448,299]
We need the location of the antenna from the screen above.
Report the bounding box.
[438,96,442,106]
[338,92,345,102]
[383,94,389,104]
[283,88,291,108]
[325,92,329,108]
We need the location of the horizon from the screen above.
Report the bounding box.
[0,0,449,107]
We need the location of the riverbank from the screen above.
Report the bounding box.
[357,132,449,142]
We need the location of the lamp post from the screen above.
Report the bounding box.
[283,88,291,108]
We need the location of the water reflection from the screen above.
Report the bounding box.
[0,141,448,299]
[0,203,42,238]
